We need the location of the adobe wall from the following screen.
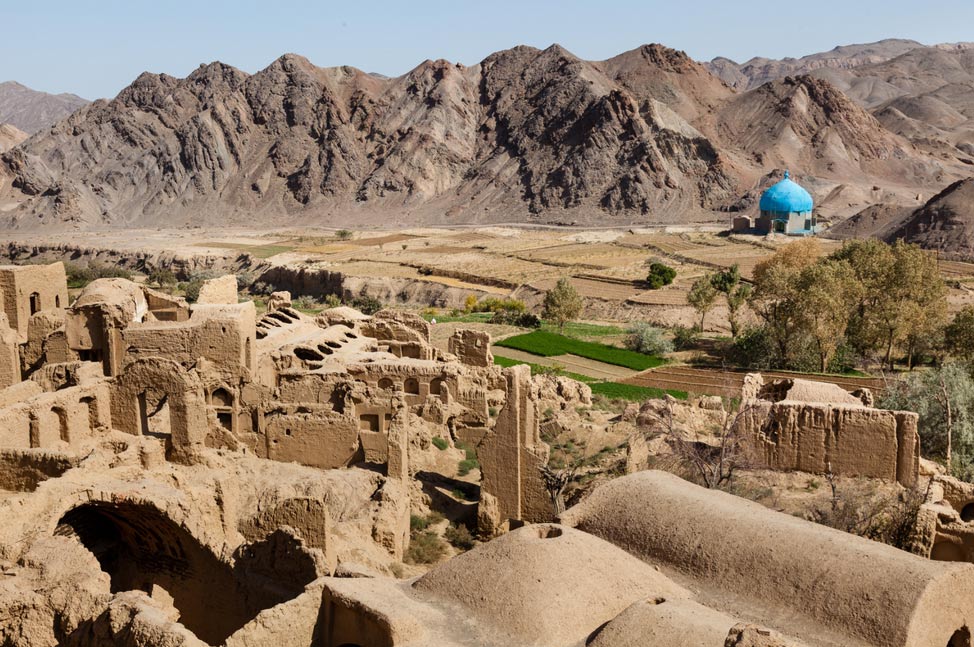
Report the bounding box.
[0,381,110,450]
[110,357,206,464]
[0,263,68,342]
[737,400,920,487]
[121,302,256,383]
[477,364,551,535]
[560,470,974,647]
[0,314,18,388]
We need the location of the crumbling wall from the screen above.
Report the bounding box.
[0,382,109,450]
[0,263,68,342]
[122,302,256,383]
[110,358,206,464]
[449,329,492,367]
[737,400,920,486]
[477,365,551,535]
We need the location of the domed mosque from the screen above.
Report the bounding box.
[754,171,817,235]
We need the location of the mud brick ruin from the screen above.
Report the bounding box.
[3,262,974,646]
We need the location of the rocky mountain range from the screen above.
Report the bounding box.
[0,40,971,235]
[0,81,88,134]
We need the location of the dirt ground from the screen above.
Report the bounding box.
[5,226,974,326]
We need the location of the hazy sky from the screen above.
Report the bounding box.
[4,0,974,100]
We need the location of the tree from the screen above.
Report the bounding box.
[650,398,756,489]
[645,262,676,289]
[794,259,860,372]
[750,239,820,365]
[945,306,974,365]
[687,275,718,331]
[335,229,353,240]
[543,278,582,330]
[710,265,750,338]
[879,362,974,480]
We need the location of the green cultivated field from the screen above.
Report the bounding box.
[495,330,665,371]
[493,355,686,402]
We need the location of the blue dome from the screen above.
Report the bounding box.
[759,171,814,214]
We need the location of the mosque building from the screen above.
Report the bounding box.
[733,171,818,235]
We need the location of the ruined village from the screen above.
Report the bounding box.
[0,252,972,647]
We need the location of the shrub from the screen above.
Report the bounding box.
[464,294,478,313]
[672,325,699,351]
[64,262,132,289]
[336,229,353,240]
[458,458,479,476]
[405,531,447,564]
[351,295,383,315]
[182,278,205,303]
[444,523,476,551]
[728,325,778,370]
[471,297,526,314]
[431,436,449,451]
[489,311,541,328]
[292,295,323,312]
[148,268,177,287]
[410,511,444,532]
[645,262,676,289]
[624,322,673,356]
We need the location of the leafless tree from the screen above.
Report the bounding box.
[652,397,758,489]
[540,464,576,515]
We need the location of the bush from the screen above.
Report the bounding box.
[410,511,444,532]
[672,325,699,351]
[182,278,205,303]
[292,295,323,312]
[489,310,541,328]
[458,458,479,476]
[336,229,353,240]
[431,436,448,451]
[624,322,674,355]
[64,262,132,289]
[444,523,476,551]
[351,295,383,315]
[147,268,177,287]
[470,297,526,314]
[404,531,447,564]
[645,262,676,289]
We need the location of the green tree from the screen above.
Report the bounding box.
[687,275,718,332]
[543,277,583,330]
[880,362,974,480]
[710,265,750,338]
[749,239,820,366]
[794,259,860,373]
[945,306,974,365]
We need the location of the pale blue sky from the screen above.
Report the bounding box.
[3,0,974,100]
